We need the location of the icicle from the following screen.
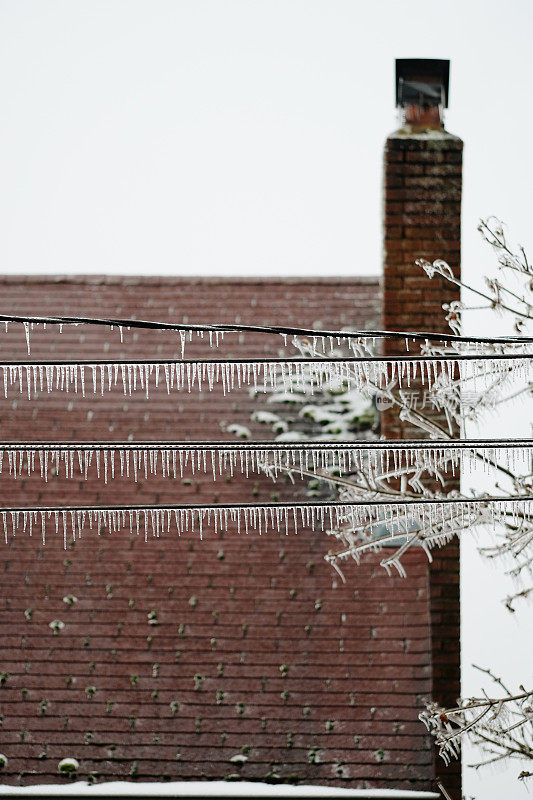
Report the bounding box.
[23,322,31,355]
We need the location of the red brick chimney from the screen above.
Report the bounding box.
[382,58,463,796]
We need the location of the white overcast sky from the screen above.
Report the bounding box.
[1,1,533,797]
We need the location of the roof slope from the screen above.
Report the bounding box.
[0,277,433,790]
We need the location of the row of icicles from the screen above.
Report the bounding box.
[0,357,533,398]
[3,318,533,550]
[2,499,532,548]
[0,443,532,482]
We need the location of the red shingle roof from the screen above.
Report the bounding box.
[0,277,435,790]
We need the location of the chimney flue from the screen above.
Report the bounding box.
[383,56,462,797]
[396,58,450,131]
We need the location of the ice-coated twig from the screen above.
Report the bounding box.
[420,666,533,769]
[504,586,533,613]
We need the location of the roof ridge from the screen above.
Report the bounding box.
[0,275,379,286]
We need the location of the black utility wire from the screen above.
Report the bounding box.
[1,439,533,450]
[1,312,533,346]
[1,353,533,366]
[0,496,531,513]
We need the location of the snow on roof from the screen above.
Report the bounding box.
[0,780,440,798]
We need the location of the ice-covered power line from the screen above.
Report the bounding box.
[1,497,532,549]
[1,355,533,398]
[3,313,533,357]
[1,440,533,482]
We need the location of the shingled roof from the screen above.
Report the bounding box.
[0,276,437,791]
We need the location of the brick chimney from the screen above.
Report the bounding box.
[382,59,463,796]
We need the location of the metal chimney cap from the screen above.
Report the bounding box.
[395,59,450,108]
